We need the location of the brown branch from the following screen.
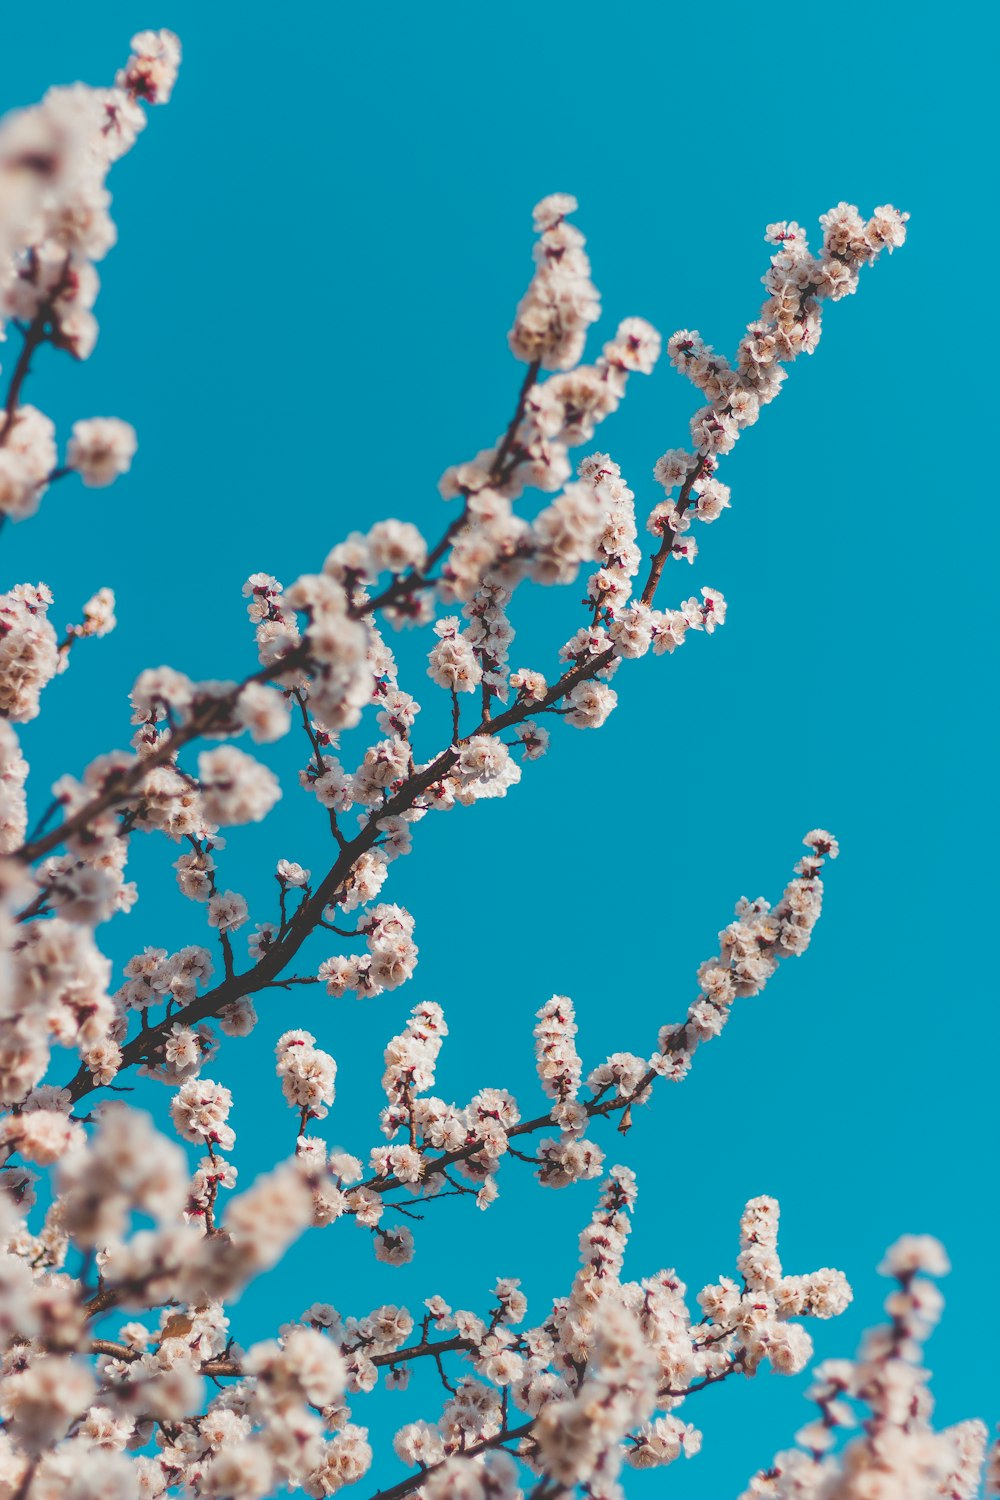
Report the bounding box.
[1,257,78,449]
[9,1457,38,1500]
[364,1334,742,1500]
[62,743,462,1104]
[661,1353,742,1399]
[293,687,344,847]
[88,1333,475,1380]
[361,511,467,618]
[360,357,541,619]
[640,455,708,607]
[294,687,330,779]
[370,1334,473,1371]
[363,1016,707,1198]
[367,1421,537,1500]
[0,319,49,443]
[490,357,541,476]
[90,1338,137,1360]
[17,643,309,866]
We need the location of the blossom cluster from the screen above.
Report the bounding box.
[0,30,176,522]
[740,1235,992,1500]
[0,1114,856,1500]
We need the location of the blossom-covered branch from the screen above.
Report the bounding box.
[6,182,903,1100]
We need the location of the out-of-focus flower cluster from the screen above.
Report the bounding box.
[740,1235,992,1500]
[0,29,176,522]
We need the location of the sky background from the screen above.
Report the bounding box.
[1,3,997,1496]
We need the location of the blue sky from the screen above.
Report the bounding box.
[2,3,996,1496]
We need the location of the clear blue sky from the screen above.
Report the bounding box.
[2,3,996,1495]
